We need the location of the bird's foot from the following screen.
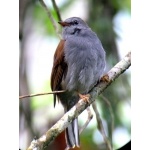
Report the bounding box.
[78,93,90,104]
[100,74,109,82]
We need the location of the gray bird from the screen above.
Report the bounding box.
[51,17,106,149]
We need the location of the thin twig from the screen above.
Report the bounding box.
[19,90,66,99]
[92,102,112,150]
[51,0,62,21]
[79,107,93,134]
[27,51,131,150]
[39,0,61,38]
[101,94,114,147]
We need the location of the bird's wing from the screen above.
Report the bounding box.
[50,40,67,107]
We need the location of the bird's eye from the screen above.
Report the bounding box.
[73,20,78,25]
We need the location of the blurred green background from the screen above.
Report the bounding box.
[19,0,131,149]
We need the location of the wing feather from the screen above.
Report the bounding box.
[50,40,67,107]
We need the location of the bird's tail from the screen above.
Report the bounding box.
[65,118,79,150]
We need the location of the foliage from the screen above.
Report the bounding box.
[19,0,131,149]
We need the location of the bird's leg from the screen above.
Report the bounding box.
[78,93,90,104]
[79,107,93,134]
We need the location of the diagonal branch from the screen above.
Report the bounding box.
[92,102,112,150]
[51,0,62,21]
[27,51,131,150]
[101,94,114,147]
[39,0,61,38]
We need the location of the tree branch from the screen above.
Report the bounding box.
[92,102,112,150]
[51,0,62,21]
[27,51,131,150]
[100,94,114,147]
[19,90,65,99]
[39,0,61,38]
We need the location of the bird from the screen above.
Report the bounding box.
[50,17,106,149]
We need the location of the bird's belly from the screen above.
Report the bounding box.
[64,45,99,94]
[65,64,97,94]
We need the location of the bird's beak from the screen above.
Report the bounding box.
[58,21,70,27]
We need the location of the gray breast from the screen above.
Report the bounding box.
[63,29,105,94]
